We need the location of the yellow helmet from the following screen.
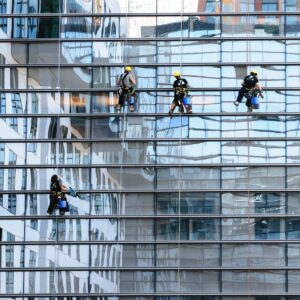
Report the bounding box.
[250,69,258,75]
[125,66,132,72]
[173,71,181,77]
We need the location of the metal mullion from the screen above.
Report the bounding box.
[3,36,300,42]
[3,62,300,67]
[1,138,300,142]
[2,11,300,17]
[1,163,300,168]
[0,214,300,220]
[1,189,300,194]
[0,266,300,271]
[1,87,300,92]
[2,240,300,245]
[4,111,300,116]
[1,292,300,297]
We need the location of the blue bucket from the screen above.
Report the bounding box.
[182,96,191,105]
[251,96,259,109]
[58,199,67,209]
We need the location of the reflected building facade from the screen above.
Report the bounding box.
[1,0,300,299]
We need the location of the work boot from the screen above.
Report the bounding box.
[233,101,239,106]
[168,109,173,116]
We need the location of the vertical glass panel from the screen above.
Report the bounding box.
[287,66,300,87]
[288,244,300,267]
[222,218,285,240]
[180,271,220,293]
[91,168,155,190]
[58,142,90,165]
[156,218,220,240]
[90,219,118,241]
[0,194,25,216]
[61,42,92,64]
[25,219,56,241]
[0,245,24,268]
[26,168,90,190]
[61,92,90,113]
[29,43,59,64]
[59,117,90,139]
[222,141,286,163]
[222,192,285,214]
[157,192,220,214]
[222,167,285,189]
[121,219,154,241]
[157,167,220,190]
[27,92,60,114]
[120,271,154,293]
[158,66,220,88]
[288,141,300,163]
[93,16,120,38]
[24,245,89,267]
[222,40,285,63]
[56,218,89,241]
[222,271,285,293]
[92,142,155,165]
[288,271,300,293]
[60,67,92,89]
[63,0,92,13]
[156,270,179,293]
[222,244,285,267]
[287,218,300,239]
[0,272,23,294]
[92,92,118,113]
[27,118,58,139]
[90,193,118,216]
[288,167,300,188]
[122,244,153,267]
[29,17,59,38]
[0,220,24,241]
[157,141,221,164]
[91,244,124,267]
[158,41,220,64]
[288,193,300,214]
[24,271,89,293]
[61,17,92,38]
[287,40,300,62]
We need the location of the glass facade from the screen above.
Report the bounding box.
[1,0,300,298]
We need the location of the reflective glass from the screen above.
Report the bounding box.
[29,43,59,64]
[222,167,285,189]
[91,193,155,216]
[288,244,300,267]
[24,271,89,293]
[119,271,154,293]
[222,141,286,163]
[157,141,220,164]
[222,218,285,240]
[287,167,300,188]
[221,116,285,138]
[222,244,285,267]
[156,218,220,240]
[288,271,300,293]
[0,245,24,268]
[157,192,220,214]
[222,192,285,214]
[222,40,285,63]
[24,245,89,267]
[0,272,23,294]
[222,16,284,37]
[222,271,285,293]
[92,142,155,165]
[61,17,92,38]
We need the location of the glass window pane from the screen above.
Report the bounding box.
[222,167,285,189]
[222,244,285,267]
[222,271,285,293]
[29,43,59,64]
[222,192,285,214]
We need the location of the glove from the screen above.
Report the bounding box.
[67,187,77,197]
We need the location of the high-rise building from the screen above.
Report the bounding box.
[1,0,300,298]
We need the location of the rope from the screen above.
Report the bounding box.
[177,0,184,297]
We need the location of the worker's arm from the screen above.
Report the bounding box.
[61,184,68,192]
[130,74,136,85]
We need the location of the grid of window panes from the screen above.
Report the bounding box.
[1,0,300,298]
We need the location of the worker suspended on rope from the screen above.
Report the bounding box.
[169,71,192,115]
[116,66,137,112]
[233,69,264,112]
[47,174,77,216]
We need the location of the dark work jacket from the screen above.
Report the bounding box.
[243,75,258,89]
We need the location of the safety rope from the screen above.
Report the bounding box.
[177,0,184,297]
[245,1,251,297]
